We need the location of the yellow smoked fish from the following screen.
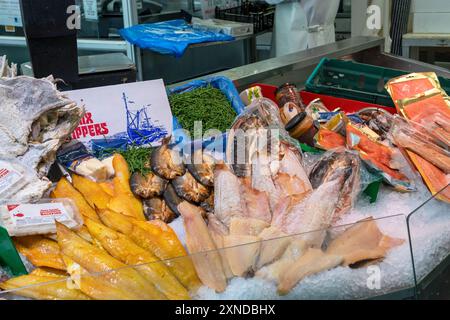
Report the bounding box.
[0,274,90,300]
[14,236,66,271]
[71,174,111,210]
[51,177,100,222]
[97,209,201,290]
[85,218,189,300]
[56,222,166,300]
[108,154,145,221]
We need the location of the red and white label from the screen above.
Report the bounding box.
[0,161,23,196]
[7,203,69,227]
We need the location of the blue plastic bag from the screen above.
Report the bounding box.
[169,76,245,151]
[119,19,235,58]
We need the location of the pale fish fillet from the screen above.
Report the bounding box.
[178,201,227,293]
[62,255,138,300]
[326,217,405,266]
[229,217,269,236]
[251,152,282,212]
[0,274,90,300]
[56,222,164,300]
[273,172,310,198]
[280,180,342,248]
[277,248,343,295]
[255,239,308,282]
[255,226,291,270]
[214,163,246,227]
[240,178,272,223]
[278,143,312,193]
[223,234,261,277]
[207,214,234,280]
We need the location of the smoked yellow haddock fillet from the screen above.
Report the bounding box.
[0,274,90,300]
[56,222,166,300]
[71,174,111,210]
[97,209,201,290]
[85,218,189,300]
[108,154,146,221]
[51,177,100,222]
[62,255,141,300]
[14,236,66,271]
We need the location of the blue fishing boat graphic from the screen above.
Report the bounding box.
[123,92,168,145]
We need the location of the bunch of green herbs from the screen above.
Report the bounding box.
[169,86,237,136]
[118,146,153,175]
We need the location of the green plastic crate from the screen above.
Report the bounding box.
[0,226,27,277]
[306,58,450,107]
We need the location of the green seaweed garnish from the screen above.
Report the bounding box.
[169,86,237,136]
[118,146,153,175]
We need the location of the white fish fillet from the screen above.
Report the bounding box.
[223,234,261,277]
[251,152,281,212]
[207,213,234,280]
[255,239,308,282]
[255,226,291,270]
[240,179,272,223]
[214,163,246,227]
[277,248,343,295]
[277,179,342,248]
[178,201,227,292]
[278,144,312,193]
[229,217,269,236]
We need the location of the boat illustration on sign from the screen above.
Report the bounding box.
[123,92,168,145]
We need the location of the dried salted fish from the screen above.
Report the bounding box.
[0,76,83,200]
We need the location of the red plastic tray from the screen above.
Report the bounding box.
[254,84,397,115]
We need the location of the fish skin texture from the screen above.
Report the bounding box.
[14,235,66,270]
[214,163,246,227]
[178,201,227,293]
[240,179,272,223]
[85,218,189,300]
[0,274,90,300]
[51,177,100,222]
[56,222,163,300]
[97,209,201,290]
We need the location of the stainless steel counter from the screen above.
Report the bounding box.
[170,36,450,91]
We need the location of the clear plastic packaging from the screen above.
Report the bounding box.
[0,198,83,237]
[0,159,35,200]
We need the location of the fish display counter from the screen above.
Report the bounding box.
[0,37,450,300]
